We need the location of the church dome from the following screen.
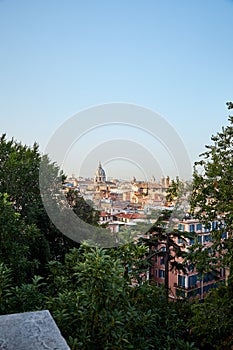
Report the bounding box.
[96,162,106,177]
[94,161,106,183]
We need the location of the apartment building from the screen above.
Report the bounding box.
[149,218,227,300]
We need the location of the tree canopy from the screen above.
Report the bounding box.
[0,134,100,261]
[191,103,233,282]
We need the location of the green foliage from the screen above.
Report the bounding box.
[187,103,233,347]
[0,230,197,349]
[66,190,100,225]
[0,135,44,224]
[189,285,233,349]
[166,176,182,203]
[2,241,197,349]
[111,242,149,283]
[0,134,100,262]
[191,103,233,278]
[0,263,12,314]
[142,210,194,293]
[46,247,135,349]
[7,276,46,313]
[0,192,50,284]
[44,245,196,350]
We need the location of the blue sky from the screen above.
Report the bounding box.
[0,0,232,180]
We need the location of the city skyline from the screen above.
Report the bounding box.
[70,159,171,183]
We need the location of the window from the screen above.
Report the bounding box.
[178,224,185,232]
[197,235,202,244]
[203,272,216,283]
[178,275,185,288]
[159,269,165,278]
[196,223,202,231]
[178,237,185,244]
[212,221,218,230]
[203,235,210,242]
[160,257,165,265]
[189,238,195,245]
[189,224,195,232]
[188,274,197,288]
[222,232,227,239]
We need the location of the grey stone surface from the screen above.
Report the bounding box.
[0,310,70,350]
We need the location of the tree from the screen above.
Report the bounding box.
[142,210,194,296]
[66,189,100,226]
[0,134,101,261]
[0,226,196,348]
[187,102,233,348]
[0,192,50,285]
[166,176,182,205]
[45,244,197,349]
[191,103,233,285]
[0,135,66,260]
[189,284,233,349]
[111,241,149,284]
[0,135,42,224]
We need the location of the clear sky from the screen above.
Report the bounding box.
[0,0,232,180]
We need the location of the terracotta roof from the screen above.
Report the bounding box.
[115,212,141,220]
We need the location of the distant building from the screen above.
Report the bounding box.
[63,176,79,192]
[130,176,170,206]
[93,162,116,203]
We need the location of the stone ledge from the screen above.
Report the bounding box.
[0,310,70,350]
